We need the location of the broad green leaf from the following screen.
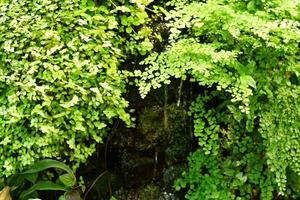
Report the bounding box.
[7,173,37,186]
[24,173,38,183]
[20,182,68,199]
[59,174,76,187]
[21,159,74,175]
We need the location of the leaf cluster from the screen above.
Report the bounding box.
[0,0,153,176]
[137,0,300,199]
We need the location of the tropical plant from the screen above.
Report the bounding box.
[1,159,80,200]
[137,0,300,199]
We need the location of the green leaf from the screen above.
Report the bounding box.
[7,173,37,186]
[58,195,66,200]
[59,173,76,187]
[110,196,117,200]
[126,26,133,34]
[21,159,74,175]
[240,75,256,89]
[24,173,38,183]
[20,181,68,199]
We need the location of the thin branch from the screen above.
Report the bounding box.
[145,7,156,13]
[152,151,158,181]
[177,79,183,107]
[83,170,108,199]
[109,0,117,8]
[163,84,168,129]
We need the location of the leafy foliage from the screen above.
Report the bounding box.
[5,159,80,200]
[175,93,276,200]
[0,0,152,177]
[1,0,300,199]
[137,0,300,199]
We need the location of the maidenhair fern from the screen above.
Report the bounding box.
[137,0,300,198]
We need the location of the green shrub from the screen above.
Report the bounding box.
[137,0,300,198]
[0,0,153,177]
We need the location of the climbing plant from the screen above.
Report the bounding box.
[0,0,153,177]
[137,0,300,199]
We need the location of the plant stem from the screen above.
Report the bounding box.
[164,84,168,129]
[177,79,183,107]
[83,170,108,199]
